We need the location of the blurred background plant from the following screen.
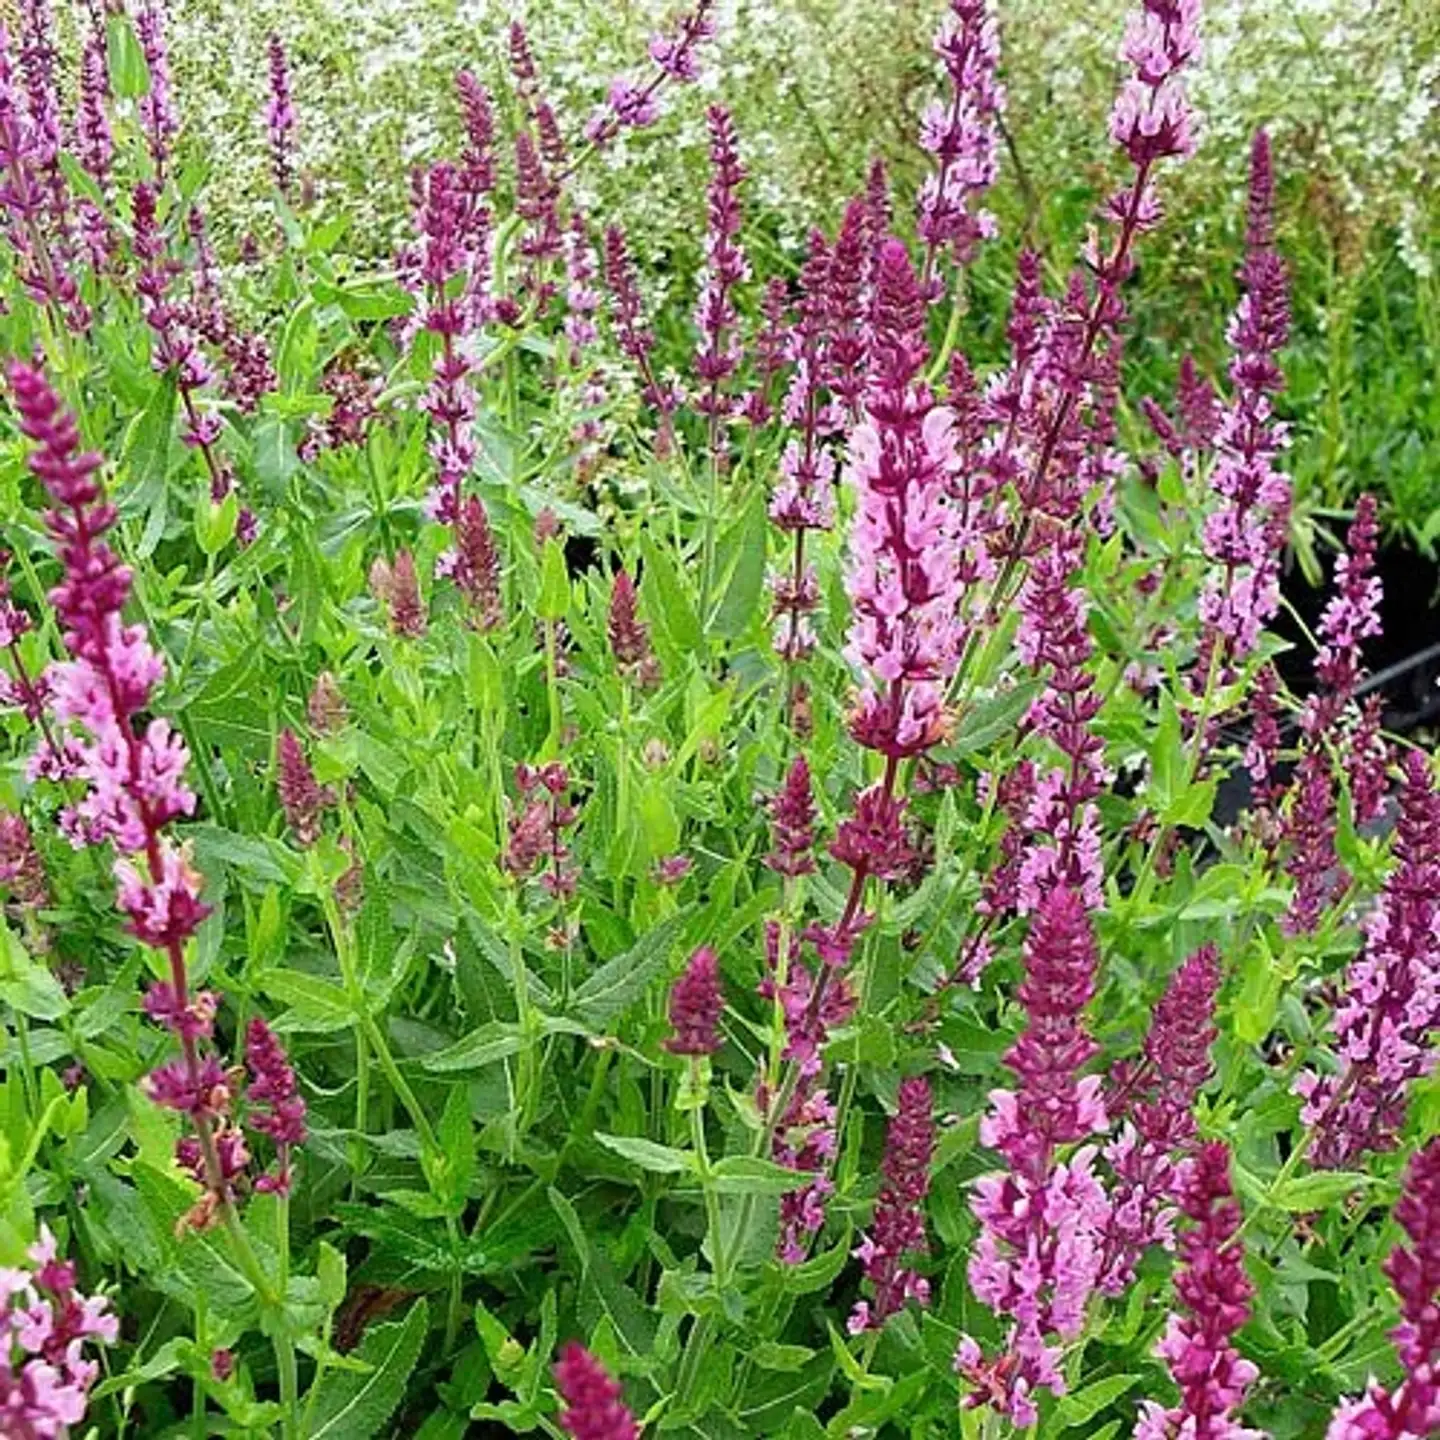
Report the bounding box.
[29,0,1440,549]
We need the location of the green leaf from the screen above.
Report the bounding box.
[569,910,689,1029]
[1053,1374,1142,1430]
[317,1241,347,1311]
[945,680,1044,758]
[194,488,238,557]
[594,1133,696,1175]
[123,373,176,491]
[91,1337,193,1399]
[420,1021,527,1073]
[0,924,69,1021]
[307,1298,429,1440]
[826,1320,886,1392]
[547,1185,591,1278]
[779,1229,853,1295]
[259,970,354,1032]
[1273,1171,1384,1212]
[106,14,149,98]
[752,1342,816,1372]
[427,1084,476,1216]
[712,487,768,638]
[639,530,701,656]
[538,539,570,622]
[710,1156,811,1196]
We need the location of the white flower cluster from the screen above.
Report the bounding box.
[60,0,1435,277]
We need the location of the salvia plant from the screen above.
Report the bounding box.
[0,1,1436,1437]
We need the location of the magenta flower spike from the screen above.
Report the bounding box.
[385,549,427,639]
[265,32,297,200]
[692,105,749,469]
[1136,1143,1264,1440]
[1296,750,1440,1169]
[134,0,178,179]
[1014,527,1107,914]
[3,359,263,1227]
[608,570,659,688]
[76,20,113,194]
[1197,130,1292,680]
[957,886,1110,1425]
[1102,944,1222,1294]
[449,495,504,631]
[916,0,1005,286]
[0,23,87,330]
[583,0,717,147]
[553,1343,639,1440]
[766,755,818,878]
[0,1224,116,1435]
[0,807,47,907]
[768,230,836,665]
[245,1017,308,1195]
[663,946,724,1056]
[1283,492,1384,933]
[1326,1139,1440,1439]
[843,237,964,761]
[602,224,677,446]
[276,727,332,847]
[849,1075,935,1333]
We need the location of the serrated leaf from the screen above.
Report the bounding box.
[710,1156,812,1196]
[569,910,689,1029]
[1273,1171,1383,1212]
[259,970,354,1032]
[780,1229,853,1295]
[307,1298,429,1440]
[595,1133,696,1175]
[420,1021,527,1073]
[753,1341,816,1372]
[712,487,768,638]
[547,1186,590,1278]
[1053,1374,1142,1430]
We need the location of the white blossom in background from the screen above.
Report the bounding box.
[48,0,1434,277]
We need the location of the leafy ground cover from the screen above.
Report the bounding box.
[1,2,1439,1438]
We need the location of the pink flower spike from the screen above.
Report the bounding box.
[553,1343,638,1440]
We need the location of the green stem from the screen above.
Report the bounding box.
[324,891,370,1195]
[361,1011,439,1156]
[352,1021,369,1200]
[544,620,562,751]
[13,1009,37,1120]
[275,1332,300,1440]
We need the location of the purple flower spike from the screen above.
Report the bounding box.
[1102,944,1222,1294]
[958,886,1110,1426]
[916,0,1004,282]
[276,727,332,847]
[584,0,717,147]
[1297,750,1440,1169]
[1198,130,1292,679]
[1326,1138,1440,1439]
[0,808,47,906]
[1136,1142,1263,1440]
[245,1017,307,1195]
[766,755,818,878]
[265,32,297,199]
[663,946,724,1056]
[134,1,178,178]
[608,570,659,688]
[1283,492,1384,933]
[692,105,749,465]
[553,1343,638,1440]
[1015,528,1107,914]
[843,238,965,759]
[849,1075,935,1333]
